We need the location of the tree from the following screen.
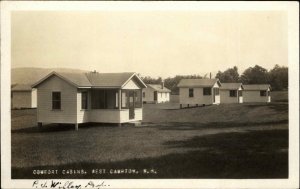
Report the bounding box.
[215,66,240,82]
[240,65,269,84]
[140,76,162,84]
[268,64,288,90]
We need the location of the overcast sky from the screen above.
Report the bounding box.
[12,11,287,78]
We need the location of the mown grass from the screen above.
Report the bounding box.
[12,129,288,179]
[11,91,288,179]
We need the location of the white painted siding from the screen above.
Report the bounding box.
[143,87,155,103]
[88,108,142,123]
[120,108,143,123]
[88,109,121,123]
[239,96,243,103]
[213,94,220,104]
[76,89,90,123]
[122,80,140,89]
[36,75,144,125]
[157,92,170,103]
[179,88,213,105]
[220,90,241,103]
[36,75,77,124]
[12,89,37,109]
[12,91,32,109]
[243,90,271,103]
[31,89,37,108]
[143,87,170,103]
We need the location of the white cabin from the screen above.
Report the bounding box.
[243,84,271,103]
[32,71,147,130]
[220,83,243,103]
[11,84,37,109]
[177,78,221,108]
[143,83,171,103]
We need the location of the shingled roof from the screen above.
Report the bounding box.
[177,78,221,88]
[243,84,271,91]
[147,84,171,92]
[220,83,243,90]
[32,71,147,88]
[11,84,32,92]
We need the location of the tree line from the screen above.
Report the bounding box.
[141,64,288,94]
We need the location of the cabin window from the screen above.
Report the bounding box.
[143,92,145,98]
[260,90,267,96]
[91,90,118,109]
[52,92,61,110]
[214,88,219,95]
[229,90,237,97]
[121,91,128,108]
[115,92,119,108]
[189,88,194,97]
[121,90,142,108]
[81,91,88,109]
[203,88,211,95]
[238,90,243,96]
[134,90,142,108]
[267,91,270,96]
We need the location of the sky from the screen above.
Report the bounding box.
[11,11,288,78]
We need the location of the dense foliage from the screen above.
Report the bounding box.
[141,64,288,94]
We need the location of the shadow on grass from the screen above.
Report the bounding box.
[11,123,121,134]
[154,120,288,131]
[244,102,288,113]
[12,129,288,179]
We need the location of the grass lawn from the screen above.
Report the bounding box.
[11,91,288,179]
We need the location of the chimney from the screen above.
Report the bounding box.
[161,81,164,89]
[210,72,212,79]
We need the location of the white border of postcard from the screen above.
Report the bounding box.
[1,1,299,189]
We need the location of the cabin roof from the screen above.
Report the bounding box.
[177,78,221,88]
[220,83,243,90]
[243,84,271,91]
[147,84,171,92]
[11,84,32,92]
[32,71,147,88]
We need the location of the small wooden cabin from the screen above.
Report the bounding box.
[11,84,37,109]
[32,71,147,130]
[177,78,221,108]
[143,83,171,103]
[243,84,271,103]
[219,83,243,103]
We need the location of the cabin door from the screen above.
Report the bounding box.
[213,88,216,103]
[128,91,135,120]
[154,91,158,101]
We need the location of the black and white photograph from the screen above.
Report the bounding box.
[1,1,299,189]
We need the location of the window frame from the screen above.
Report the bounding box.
[189,88,194,98]
[203,87,211,96]
[91,89,118,109]
[52,91,61,110]
[121,89,142,109]
[229,90,237,97]
[214,88,219,96]
[260,90,267,96]
[81,91,88,110]
[238,90,243,97]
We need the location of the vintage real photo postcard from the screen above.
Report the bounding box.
[1,1,299,189]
